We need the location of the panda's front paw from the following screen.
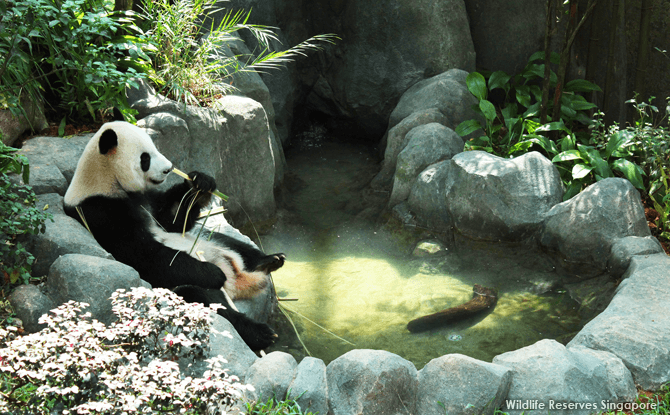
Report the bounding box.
[187,171,217,193]
[237,319,278,351]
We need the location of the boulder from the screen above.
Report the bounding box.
[606,236,665,278]
[287,357,329,415]
[407,160,452,233]
[214,0,476,138]
[539,178,650,277]
[326,349,418,415]
[45,254,147,325]
[372,108,450,189]
[128,84,278,228]
[244,351,298,401]
[0,95,48,146]
[7,284,55,333]
[25,208,113,279]
[568,253,670,390]
[19,134,92,185]
[493,339,636,415]
[417,354,512,415]
[182,313,259,380]
[444,151,563,242]
[388,69,479,132]
[389,124,464,207]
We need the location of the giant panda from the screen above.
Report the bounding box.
[63,111,284,351]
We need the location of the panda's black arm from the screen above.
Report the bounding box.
[65,196,225,290]
[149,172,216,233]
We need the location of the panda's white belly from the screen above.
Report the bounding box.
[148,222,267,300]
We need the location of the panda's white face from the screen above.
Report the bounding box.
[65,121,173,206]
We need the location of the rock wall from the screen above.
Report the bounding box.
[217,0,476,141]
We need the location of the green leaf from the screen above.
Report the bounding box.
[605,130,634,159]
[568,99,598,111]
[456,119,483,137]
[612,159,645,190]
[564,79,602,93]
[572,163,595,179]
[488,71,511,92]
[552,150,583,162]
[536,121,570,133]
[58,117,66,137]
[479,99,497,122]
[501,103,518,120]
[515,85,532,107]
[466,72,487,101]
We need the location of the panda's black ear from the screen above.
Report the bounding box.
[112,108,125,122]
[99,129,118,155]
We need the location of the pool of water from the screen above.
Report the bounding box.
[260,138,583,368]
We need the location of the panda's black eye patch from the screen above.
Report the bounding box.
[140,152,151,172]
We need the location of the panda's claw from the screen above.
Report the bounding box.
[254,253,286,274]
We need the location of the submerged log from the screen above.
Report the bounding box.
[407,284,498,333]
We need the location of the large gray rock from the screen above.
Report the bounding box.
[7,284,55,333]
[407,161,453,233]
[569,253,670,390]
[216,0,476,139]
[388,69,479,132]
[493,339,636,415]
[0,95,48,146]
[287,357,328,415]
[129,84,278,228]
[539,178,650,276]
[606,236,665,278]
[327,349,418,415]
[444,151,563,242]
[389,124,464,206]
[465,0,545,75]
[417,354,512,415]
[244,351,298,401]
[45,254,146,325]
[25,209,113,279]
[19,135,92,185]
[183,313,259,380]
[373,108,450,189]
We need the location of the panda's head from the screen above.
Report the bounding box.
[65,121,173,206]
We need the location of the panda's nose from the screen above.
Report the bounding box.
[164,166,174,175]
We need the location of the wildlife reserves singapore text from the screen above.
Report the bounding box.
[504,400,658,412]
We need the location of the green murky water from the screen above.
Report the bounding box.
[262,139,583,369]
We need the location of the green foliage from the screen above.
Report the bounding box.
[455,52,655,201]
[456,52,600,158]
[138,0,337,106]
[245,394,318,415]
[0,0,148,123]
[0,140,52,284]
[624,96,670,239]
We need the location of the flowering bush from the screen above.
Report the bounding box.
[0,287,251,414]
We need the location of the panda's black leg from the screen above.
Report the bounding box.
[253,253,286,273]
[173,285,277,351]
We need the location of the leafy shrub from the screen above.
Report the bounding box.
[0,0,148,122]
[619,96,669,239]
[455,53,649,200]
[0,287,250,414]
[137,0,336,107]
[456,51,601,158]
[245,395,317,415]
[0,139,52,285]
